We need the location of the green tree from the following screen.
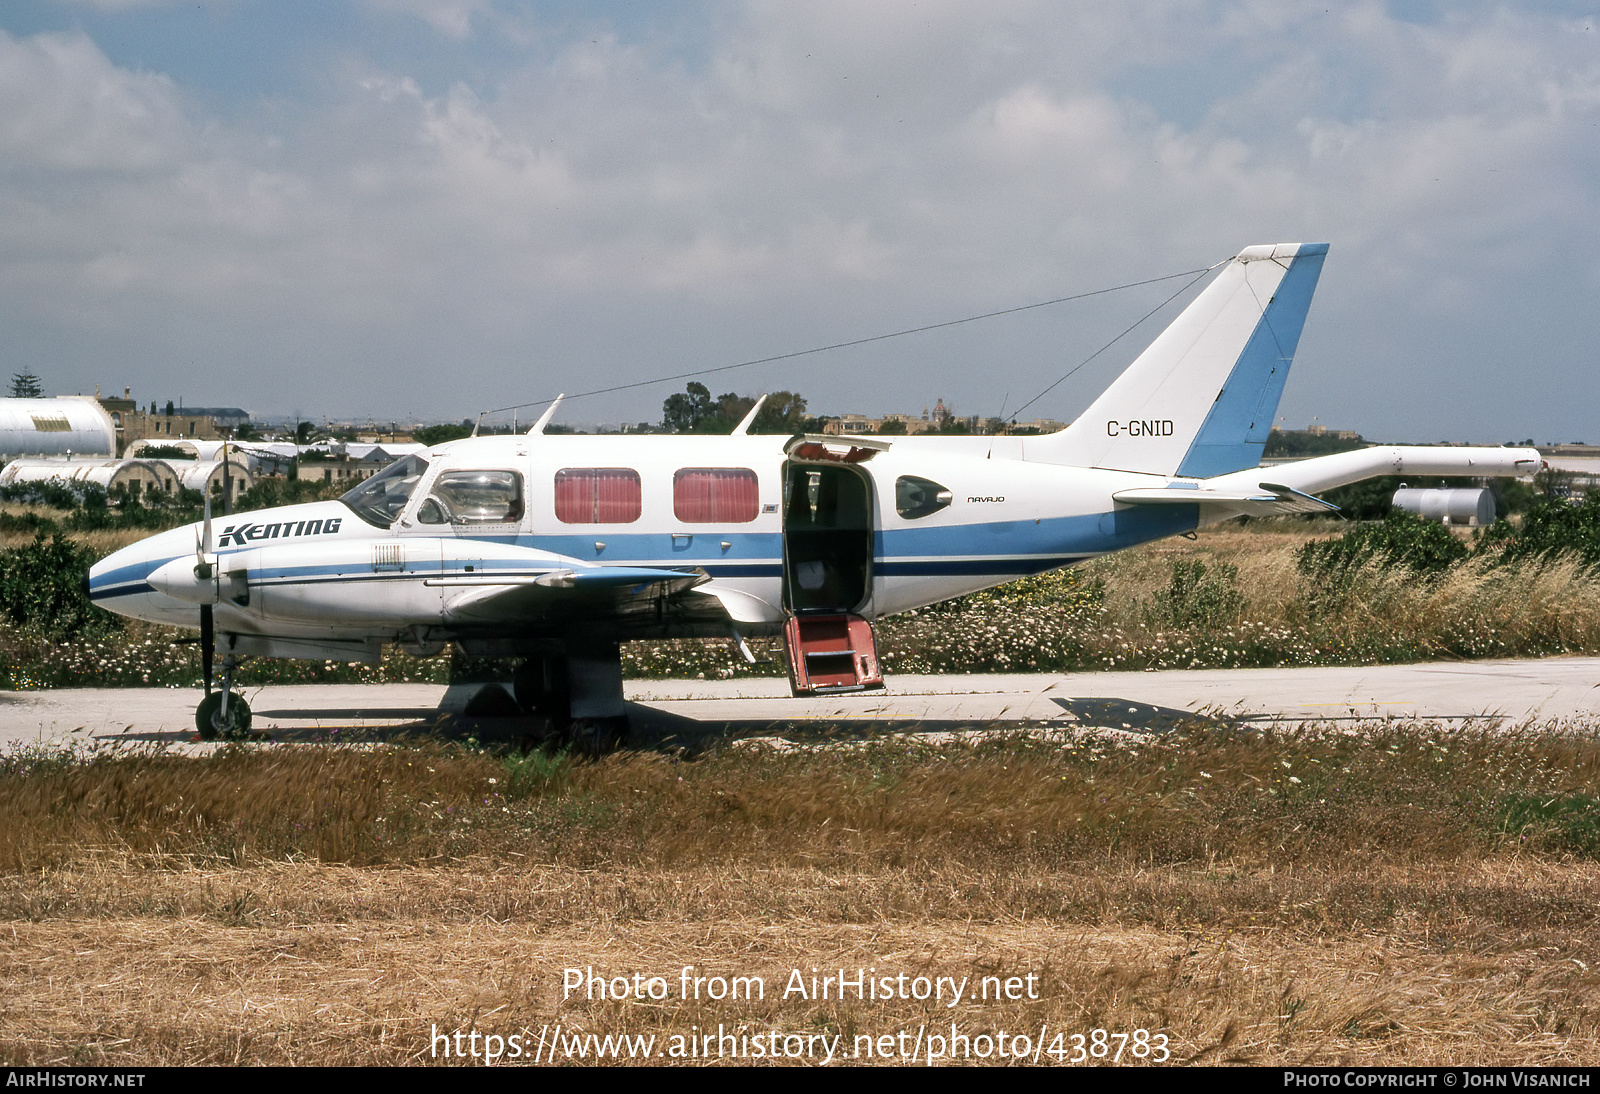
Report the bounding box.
[8,372,43,398]
[1263,430,1367,458]
[1487,475,1538,517]
[662,382,714,433]
[750,391,809,434]
[413,421,474,446]
[1317,476,1409,521]
[661,383,813,434]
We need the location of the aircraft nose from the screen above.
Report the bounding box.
[86,542,155,608]
[86,553,116,605]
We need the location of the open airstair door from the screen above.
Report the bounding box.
[780,437,886,695]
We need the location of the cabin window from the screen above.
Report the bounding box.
[674,468,759,524]
[554,468,641,524]
[427,470,524,524]
[895,476,953,520]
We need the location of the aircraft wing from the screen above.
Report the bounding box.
[438,565,712,627]
[1112,481,1339,516]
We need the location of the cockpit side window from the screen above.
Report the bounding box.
[425,470,524,524]
[341,454,429,528]
[895,475,953,520]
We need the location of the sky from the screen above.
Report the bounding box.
[0,0,1596,442]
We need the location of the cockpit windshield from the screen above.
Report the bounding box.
[340,454,429,528]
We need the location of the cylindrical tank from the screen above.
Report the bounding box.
[1392,487,1496,526]
[0,397,116,458]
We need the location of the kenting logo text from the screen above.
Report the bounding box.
[218,517,343,547]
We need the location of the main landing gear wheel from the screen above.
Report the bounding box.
[196,692,252,741]
[513,655,569,719]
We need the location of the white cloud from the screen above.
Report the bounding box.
[0,3,1597,436]
[0,30,187,171]
[364,0,494,40]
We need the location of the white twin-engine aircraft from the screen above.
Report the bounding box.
[88,243,1539,744]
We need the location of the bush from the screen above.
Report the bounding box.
[1316,476,1411,521]
[1151,559,1243,629]
[1298,509,1469,582]
[0,533,120,640]
[234,477,349,512]
[132,444,194,460]
[0,511,59,536]
[0,480,100,510]
[1480,494,1600,567]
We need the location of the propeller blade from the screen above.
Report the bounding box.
[200,603,213,698]
[201,494,214,557]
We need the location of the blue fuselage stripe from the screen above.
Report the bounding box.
[88,506,1199,604]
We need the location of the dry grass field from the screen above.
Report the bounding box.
[4,518,1600,1065]
[3,722,1599,1066]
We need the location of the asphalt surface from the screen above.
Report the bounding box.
[2,657,1598,753]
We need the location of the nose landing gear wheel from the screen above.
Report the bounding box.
[196,692,252,741]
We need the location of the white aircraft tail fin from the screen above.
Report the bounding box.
[1027,243,1327,477]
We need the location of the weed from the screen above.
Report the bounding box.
[1496,792,1600,855]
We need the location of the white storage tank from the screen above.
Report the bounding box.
[0,397,116,458]
[1392,487,1496,526]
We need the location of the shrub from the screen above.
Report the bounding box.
[0,533,120,639]
[234,477,348,512]
[1298,509,1468,582]
[1151,559,1243,629]
[132,444,194,461]
[1479,494,1600,567]
[0,479,100,510]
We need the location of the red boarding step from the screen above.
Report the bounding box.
[782,613,885,695]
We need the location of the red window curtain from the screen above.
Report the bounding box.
[555,468,640,524]
[674,468,758,523]
[553,469,592,523]
[593,468,641,523]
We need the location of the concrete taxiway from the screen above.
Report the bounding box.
[2,657,1598,752]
